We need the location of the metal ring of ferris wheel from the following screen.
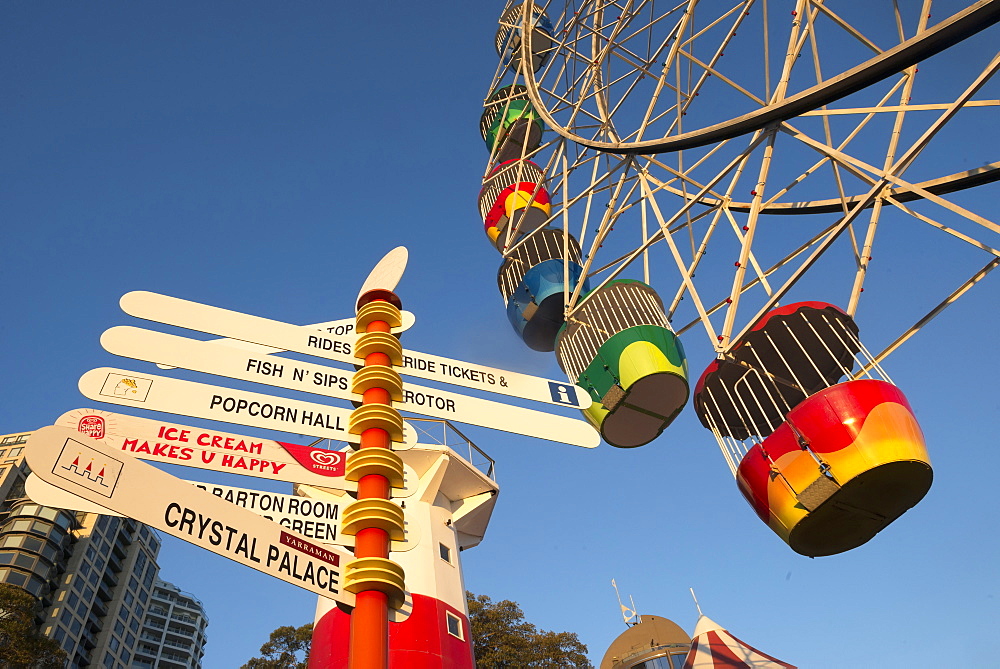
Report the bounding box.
[519,0,1000,155]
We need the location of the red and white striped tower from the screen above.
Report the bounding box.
[305,436,498,669]
[307,248,499,668]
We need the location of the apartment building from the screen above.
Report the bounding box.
[135,580,209,668]
[0,432,207,669]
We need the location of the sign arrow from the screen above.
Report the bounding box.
[55,408,359,488]
[77,367,420,448]
[101,326,599,449]
[119,290,589,409]
[157,311,416,370]
[26,470,418,553]
[25,425,357,604]
[187,480,346,546]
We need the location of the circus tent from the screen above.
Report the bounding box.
[683,615,796,669]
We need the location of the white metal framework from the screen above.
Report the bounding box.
[483,0,1000,369]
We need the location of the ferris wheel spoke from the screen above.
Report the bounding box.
[777,56,1000,237]
[640,155,728,205]
[719,128,784,347]
[675,49,767,107]
[845,54,927,313]
[722,177,897,354]
[807,1,885,55]
[637,170,721,343]
[853,258,1000,378]
[771,123,1000,253]
[721,206,775,298]
[886,196,1000,258]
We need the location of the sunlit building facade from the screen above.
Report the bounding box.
[135,579,209,668]
[600,615,692,669]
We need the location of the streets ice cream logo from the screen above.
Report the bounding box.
[278,442,346,477]
[53,438,124,499]
[310,450,342,472]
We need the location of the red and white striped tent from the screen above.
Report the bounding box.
[683,615,796,669]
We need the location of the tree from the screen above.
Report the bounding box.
[240,623,314,669]
[467,591,593,668]
[0,583,67,669]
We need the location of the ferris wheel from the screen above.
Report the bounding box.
[477,0,1000,555]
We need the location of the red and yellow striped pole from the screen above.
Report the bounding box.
[342,289,407,669]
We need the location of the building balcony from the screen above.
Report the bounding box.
[100,569,118,589]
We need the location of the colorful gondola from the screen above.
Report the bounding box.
[693,302,932,556]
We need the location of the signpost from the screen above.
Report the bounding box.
[77,367,420,447]
[55,408,357,488]
[37,246,611,669]
[101,326,600,448]
[25,425,357,605]
[119,290,589,409]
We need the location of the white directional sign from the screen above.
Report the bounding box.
[102,326,599,449]
[119,290,589,409]
[157,311,416,370]
[186,480,418,552]
[26,425,356,604]
[187,480,344,544]
[77,367,419,448]
[55,408,357,488]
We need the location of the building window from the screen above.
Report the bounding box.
[439,543,452,564]
[445,611,464,640]
[4,570,28,587]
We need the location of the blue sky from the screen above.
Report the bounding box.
[3,2,999,667]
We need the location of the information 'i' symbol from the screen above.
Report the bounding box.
[549,382,574,405]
